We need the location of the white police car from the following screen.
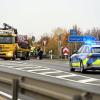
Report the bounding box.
[69,41,100,72]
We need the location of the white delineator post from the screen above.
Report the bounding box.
[49,50,52,59]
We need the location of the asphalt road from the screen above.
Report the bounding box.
[0,58,100,99]
[0,58,100,79]
[0,58,100,94]
[27,59,100,79]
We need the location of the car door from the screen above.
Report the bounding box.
[71,46,85,66]
[79,45,90,66]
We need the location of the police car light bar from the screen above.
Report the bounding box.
[85,41,100,45]
[93,41,100,45]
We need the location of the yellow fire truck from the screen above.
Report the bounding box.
[0,23,31,60]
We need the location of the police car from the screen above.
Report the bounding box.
[69,41,100,72]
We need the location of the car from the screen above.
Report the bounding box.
[69,41,100,73]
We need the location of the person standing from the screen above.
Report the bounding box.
[38,48,43,60]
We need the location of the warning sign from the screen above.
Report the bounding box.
[63,47,69,56]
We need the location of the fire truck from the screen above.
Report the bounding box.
[0,23,31,60]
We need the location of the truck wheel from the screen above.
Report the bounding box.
[26,52,30,60]
[20,57,25,60]
[12,53,16,60]
[27,56,30,60]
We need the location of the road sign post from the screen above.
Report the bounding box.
[70,29,78,51]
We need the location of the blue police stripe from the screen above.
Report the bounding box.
[87,54,100,65]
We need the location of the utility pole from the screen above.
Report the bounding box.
[43,40,46,55]
[96,28,99,41]
[73,25,77,51]
[58,34,62,58]
[54,27,63,58]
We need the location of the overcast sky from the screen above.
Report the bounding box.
[0,0,100,40]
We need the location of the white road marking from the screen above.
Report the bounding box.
[0,65,17,68]
[15,67,33,69]
[27,68,50,72]
[0,91,12,99]
[38,70,63,75]
[55,74,78,78]
[1,61,100,86]
[25,70,100,86]
[78,78,99,83]
[15,66,42,70]
[0,91,21,100]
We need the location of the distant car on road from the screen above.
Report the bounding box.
[69,41,100,73]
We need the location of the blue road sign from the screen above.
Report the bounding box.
[68,36,96,42]
[70,29,77,35]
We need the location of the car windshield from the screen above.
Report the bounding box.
[78,45,84,53]
[91,47,100,53]
[0,36,15,44]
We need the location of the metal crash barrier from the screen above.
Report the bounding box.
[0,69,100,100]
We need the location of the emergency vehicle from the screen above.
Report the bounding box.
[69,41,100,72]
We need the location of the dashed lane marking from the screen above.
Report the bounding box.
[38,70,63,75]
[15,66,42,70]
[78,78,99,83]
[26,68,50,72]
[55,74,78,78]
[15,67,34,70]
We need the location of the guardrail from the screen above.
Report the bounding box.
[0,68,100,100]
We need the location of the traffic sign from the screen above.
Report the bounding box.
[63,47,69,55]
[70,29,77,35]
[68,36,96,42]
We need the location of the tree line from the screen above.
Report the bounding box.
[34,26,100,55]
